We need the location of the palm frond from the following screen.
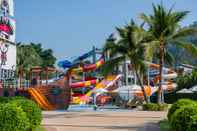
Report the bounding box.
[164,50,174,66]
[139,13,153,26]
[144,40,160,61]
[100,56,125,76]
[170,27,197,40]
[173,39,197,58]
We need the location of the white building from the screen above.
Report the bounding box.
[0,0,16,80]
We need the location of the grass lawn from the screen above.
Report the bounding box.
[160,119,170,131]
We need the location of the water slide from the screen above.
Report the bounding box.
[149,63,177,91]
[70,79,98,88]
[70,58,104,74]
[28,88,55,110]
[118,63,177,99]
[58,48,100,69]
[72,75,122,104]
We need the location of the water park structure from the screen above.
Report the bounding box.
[0,0,182,111]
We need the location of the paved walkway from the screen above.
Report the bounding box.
[42,110,167,131]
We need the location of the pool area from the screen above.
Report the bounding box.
[65,104,137,112]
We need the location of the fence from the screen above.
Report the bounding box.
[0,79,33,89]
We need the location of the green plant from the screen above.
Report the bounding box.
[170,105,197,131]
[177,71,197,90]
[103,21,151,103]
[143,103,159,111]
[158,103,168,111]
[167,99,196,122]
[0,96,9,103]
[9,96,26,101]
[0,103,30,131]
[10,99,42,130]
[187,114,197,131]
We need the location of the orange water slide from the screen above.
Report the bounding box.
[28,88,55,110]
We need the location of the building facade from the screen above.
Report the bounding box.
[0,0,16,80]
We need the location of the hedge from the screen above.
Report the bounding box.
[170,105,197,131]
[143,103,168,111]
[187,114,197,131]
[0,96,42,130]
[167,99,196,122]
[0,103,30,131]
[10,99,42,130]
[0,97,10,103]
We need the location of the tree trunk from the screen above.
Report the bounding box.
[133,64,148,103]
[19,67,23,88]
[157,40,165,104]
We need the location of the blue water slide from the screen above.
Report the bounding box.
[73,50,94,62]
[58,49,98,69]
[58,60,73,69]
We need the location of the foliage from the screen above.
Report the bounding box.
[0,103,30,131]
[142,103,168,111]
[177,71,197,90]
[16,42,57,78]
[9,96,26,101]
[140,3,197,103]
[30,43,56,68]
[167,99,196,122]
[103,20,151,103]
[170,22,197,66]
[158,103,168,111]
[10,99,42,130]
[0,96,9,103]
[143,103,159,111]
[170,105,197,131]
[0,96,25,104]
[187,114,197,131]
[17,43,42,76]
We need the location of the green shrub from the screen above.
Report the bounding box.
[10,99,42,130]
[0,96,10,103]
[0,96,26,104]
[9,96,26,101]
[187,114,197,131]
[170,105,197,131]
[167,99,196,121]
[158,104,168,111]
[177,71,197,90]
[143,103,168,111]
[143,103,159,111]
[0,103,30,131]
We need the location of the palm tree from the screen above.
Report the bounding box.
[103,20,152,103]
[140,3,197,103]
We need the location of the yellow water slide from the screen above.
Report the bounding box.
[73,75,121,104]
[28,88,55,110]
[86,75,120,97]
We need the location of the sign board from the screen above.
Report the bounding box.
[0,0,16,79]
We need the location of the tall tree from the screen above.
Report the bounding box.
[140,3,197,103]
[103,20,152,103]
[16,43,42,80]
[30,43,56,67]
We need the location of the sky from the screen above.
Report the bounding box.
[15,0,197,61]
